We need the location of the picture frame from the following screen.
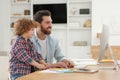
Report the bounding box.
[79,8,90,14]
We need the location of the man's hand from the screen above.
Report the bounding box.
[48,62,68,68]
[61,59,74,68]
[55,62,68,68]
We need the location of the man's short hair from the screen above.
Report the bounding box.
[33,10,51,23]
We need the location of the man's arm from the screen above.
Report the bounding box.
[54,39,66,62]
[54,39,74,68]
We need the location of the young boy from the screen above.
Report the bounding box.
[9,18,48,80]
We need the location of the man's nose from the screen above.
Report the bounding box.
[49,23,52,27]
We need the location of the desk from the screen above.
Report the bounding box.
[17,67,120,80]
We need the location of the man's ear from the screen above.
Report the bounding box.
[34,21,41,27]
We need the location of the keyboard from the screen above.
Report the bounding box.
[71,59,97,69]
[74,65,88,69]
[71,59,97,66]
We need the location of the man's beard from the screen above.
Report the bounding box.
[41,25,51,35]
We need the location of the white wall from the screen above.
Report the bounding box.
[92,0,120,45]
[0,0,10,80]
[0,0,11,51]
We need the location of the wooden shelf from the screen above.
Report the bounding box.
[69,27,91,30]
[69,0,91,3]
[11,2,31,5]
[11,15,31,18]
[69,15,91,17]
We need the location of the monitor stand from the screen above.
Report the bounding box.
[98,45,120,70]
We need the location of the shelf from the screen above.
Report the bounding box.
[69,15,91,17]
[53,28,67,30]
[11,15,31,18]
[69,27,91,30]
[52,26,67,30]
[69,46,90,48]
[69,0,91,3]
[11,2,31,5]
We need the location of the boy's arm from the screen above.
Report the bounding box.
[31,60,47,70]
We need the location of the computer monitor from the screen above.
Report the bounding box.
[98,24,110,63]
[97,24,119,70]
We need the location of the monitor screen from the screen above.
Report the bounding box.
[33,3,67,24]
[98,24,110,63]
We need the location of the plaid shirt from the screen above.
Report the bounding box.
[9,36,42,76]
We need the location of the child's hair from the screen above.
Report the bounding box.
[14,18,36,36]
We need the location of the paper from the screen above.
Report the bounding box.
[39,68,74,73]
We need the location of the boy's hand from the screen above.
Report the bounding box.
[38,64,47,70]
[43,63,51,68]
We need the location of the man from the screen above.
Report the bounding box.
[31,10,74,68]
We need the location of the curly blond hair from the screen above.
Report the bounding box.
[14,18,36,36]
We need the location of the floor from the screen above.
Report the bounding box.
[0,56,9,80]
